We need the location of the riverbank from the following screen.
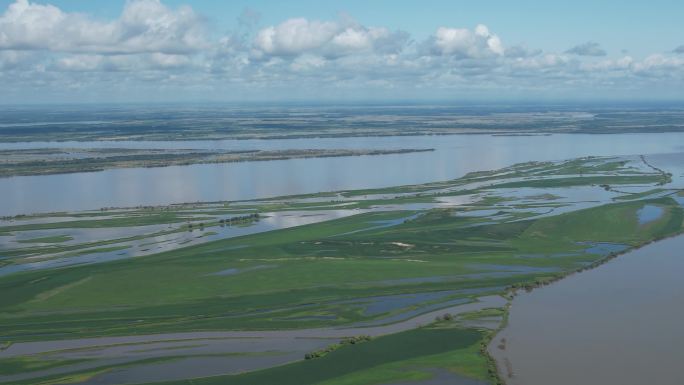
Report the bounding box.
[488,231,684,385]
[0,148,433,177]
[2,133,683,217]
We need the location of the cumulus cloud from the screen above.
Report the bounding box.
[632,54,684,73]
[565,42,607,56]
[674,45,684,54]
[0,0,205,54]
[254,18,337,56]
[0,1,683,101]
[426,24,504,58]
[252,17,409,58]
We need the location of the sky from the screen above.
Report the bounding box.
[0,0,683,103]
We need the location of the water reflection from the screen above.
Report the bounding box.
[0,209,365,276]
[2,133,684,216]
[637,204,665,224]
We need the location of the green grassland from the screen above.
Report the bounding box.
[0,156,682,385]
[0,357,90,377]
[6,200,674,335]
[168,328,486,385]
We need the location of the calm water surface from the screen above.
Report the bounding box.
[490,235,684,385]
[1,133,684,216]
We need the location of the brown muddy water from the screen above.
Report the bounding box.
[489,235,684,385]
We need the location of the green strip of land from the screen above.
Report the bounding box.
[0,148,433,177]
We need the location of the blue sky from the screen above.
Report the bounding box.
[0,0,683,103]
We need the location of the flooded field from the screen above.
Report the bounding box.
[0,209,363,276]
[0,296,506,385]
[2,0,684,381]
[490,235,684,385]
[1,153,682,385]
[2,155,669,275]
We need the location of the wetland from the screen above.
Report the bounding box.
[1,151,683,385]
[2,105,684,385]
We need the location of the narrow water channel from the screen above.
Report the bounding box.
[490,235,684,385]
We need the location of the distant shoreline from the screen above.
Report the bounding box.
[1,105,683,143]
[4,128,684,143]
[0,148,434,178]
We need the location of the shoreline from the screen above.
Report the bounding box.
[486,229,684,384]
[0,148,434,178]
[4,153,667,219]
[0,130,528,143]
[3,127,684,144]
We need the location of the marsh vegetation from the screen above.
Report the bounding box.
[1,155,682,384]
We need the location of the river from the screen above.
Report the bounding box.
[490,234,684,385]
[2,133,684,216]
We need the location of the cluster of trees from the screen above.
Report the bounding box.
[186,213,260,231]
[481,326,507,384]
[434,313,454,322]
[188,222,204,231]
[100,205,166,211]
[218,213,260,226]
[304,335,372,360]
[1,214,26,220]
[508,276,558,293]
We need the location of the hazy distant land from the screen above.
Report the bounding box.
[2,104,684,142]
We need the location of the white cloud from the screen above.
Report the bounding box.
[0,0,205,54]
[0,1,683,101]
[510,53,570,70]
[252,18,408,58]
[53,52,196,73]
[632,54,684,73]
[332,28,373,51]
[254,18,337,57]
[428,24,504,58]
